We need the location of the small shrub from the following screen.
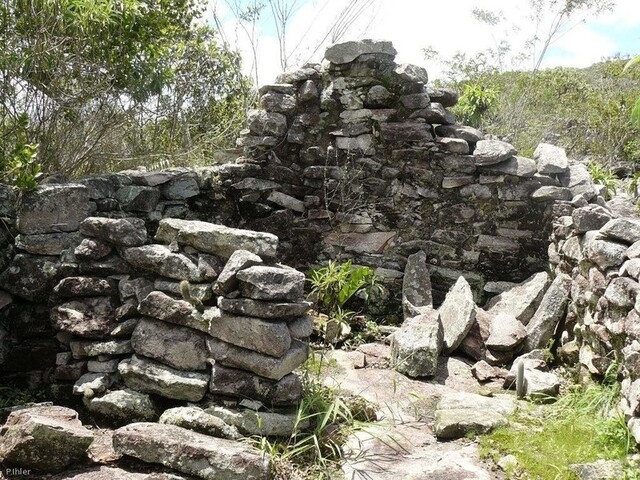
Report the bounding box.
[588,162,618,200]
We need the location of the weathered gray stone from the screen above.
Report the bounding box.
[287,315,314,339]
[435,124,484,143]
[131,318,208,371]
[439,276,476,354]
[532,186,572,201]
[604,277,640,308]
[298,80,318,102]
[390,310,443,378]
[204,307,291,357]
[70,339,133,359]
[476,235,520,254]
[524,273,571,351]
[79,217,147,246]
[87,359,120,372]
[210,364,302,406]
[400,93,430,109]
[459,308,491,361]
[600,217,640,244]
[160,171,199,199]
[473,140,517,166]
[86,389,159,425]
[156,219,279,259]
[74,238,112,260]
[434,392,513,439]
[267,191,305,213]
[570,460,624,480]
[113,422,270,480]
[213,250,263,295]
[258,84,294,96]
[486,272,551,325]
[365,85,393,108]
[153,280,212,303]
[572,205,613,233]
[0,406,94,472]
[479,156,536,177]
[138,291,208,332]
[206,405,307,437]
[118,355,209,401]
[581,231,627,270]
[72,372,115,396]
[394,63,428,84]
[53,297,117,339]
[402,250,433,319]
[236,265,305,301]
[410,103,455,124]
[471,360,507,382]
[15,232,82,255]
[379,122,434,143]
[260,92,296,113]
[0,254,73,302]
[17,185,92,234]
[325,39,397,64]
[335,134,374,152]
[486,313,527,352]
[217,297,311,319]
[159,407,239,440]
[534,143,568,174]
[115,186,160,212]
[247,110,287,136]
[122,245,204,281]
[119,277,154,302]
[54,277,117,297]
[207,337,308,380]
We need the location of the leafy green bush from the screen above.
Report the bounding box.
[1,113,41,189]
[588,162,618,200]
[453,83,498,127]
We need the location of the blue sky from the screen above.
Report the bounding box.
[209,0,640,85]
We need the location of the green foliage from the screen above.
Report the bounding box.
[480,370,636,479]
[0,385,47,409]
[624,55,640,129]
[252,354,376,480]
[0,0,251,177]
[453,83,499,128]
[588,162,618,200]
[0,113,41,189]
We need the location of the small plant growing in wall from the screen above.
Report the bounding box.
[307,260,384,345]
[588,162,618,200]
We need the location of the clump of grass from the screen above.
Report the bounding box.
[0,385,47,409]
[252,355,377,480]
[480,366,637,479]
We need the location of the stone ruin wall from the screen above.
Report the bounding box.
[0,39,617,407]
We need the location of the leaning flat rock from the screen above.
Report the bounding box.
[210,364,302,406]
[217,297,311,319]
[205,307,291,357]
[207,337,308,380]
[439,276,476,353]
[473,140,517,166]
[236,265,305,301]
[131,318,208,371]
[0,406,94,472]
[213,249,263,295]
[206,405,307,437]
[534,142,568,174]
[113,422,270,480]
[390,310,443,378]
[600,217,640,245]
[159,407,240,440]
[138,291,208,332]
[118,355,209,401]
[155,218,278,259]
[86,389,159,425]
[79,217,147,247]
[485,313,527,352]
[486,272,550,325]
[480,156,536,177]
[524,273,571,351]
[402,250,433,319]
[122,245,204,282]
[325,39,397,64]
[435,124,484,143]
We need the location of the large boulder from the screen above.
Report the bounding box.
[17,185,92,234]
[486,272,550,325]
[524,273,571,351]
[434,392,514,439]
[131,318,208,371]
[0,406,94,472]
[390,310,443,378]
[401,250,433,319]
[155,219,278,259]
[113,422,271,480]
[79,217,147,247]
[118,355,209,401]
[204,308,291,357]
[438,276,476,354]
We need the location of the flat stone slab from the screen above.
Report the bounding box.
[113,422,271,480]
[434,408,508,439]
[122,245,205,282]
[402,250,433,319]
[159,407,240,440]
[17,184,91,234]
[439,276,476,353]
[236,266,305,302]
[390,310,443,378]
[53,297,117,339]
[217,297,311,319]
[0,406,94,473]
[86,389,159,425]
[486,272,550,325]
[325,39,397,64]
[80,217,147,247]
[473,139,517,166]
[205,405,308,437]
[155,218,278,259]
[138,291,208,332]
[118,355,209,402]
